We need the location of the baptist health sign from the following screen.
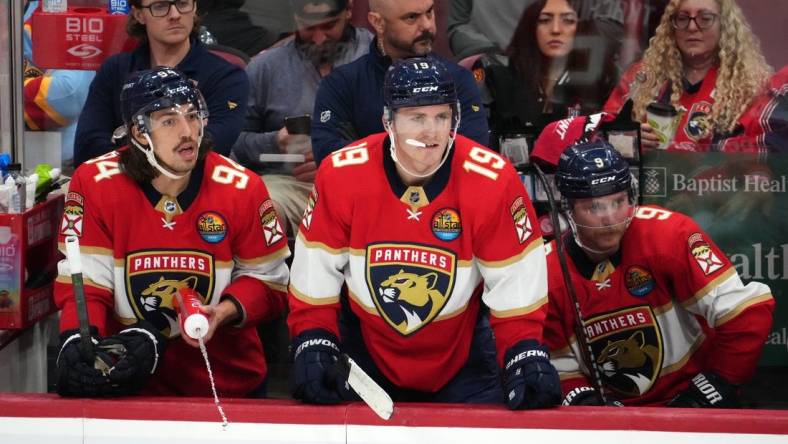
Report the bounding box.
[640,153,788,366]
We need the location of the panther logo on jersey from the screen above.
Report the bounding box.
[125,250,215,337]
[366,243,456,336]
[584,305,664,398]
[684,101,713,141]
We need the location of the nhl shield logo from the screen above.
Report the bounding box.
[125,250,215,337]
[585,305,664,398]
[366,243,456,336]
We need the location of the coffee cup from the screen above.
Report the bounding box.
[646,102,679,150]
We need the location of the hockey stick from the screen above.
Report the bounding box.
[532,165,609,403]
[64,235,93,359]
[335,354,394,420]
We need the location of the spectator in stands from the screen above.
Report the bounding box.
[232,0,372,233]
[311,0,489,165]
[717,65,788,154]
[479,0,618,149]
[23,0,95,169]
[447,0,529,59]
[534,138,774,407]
[54,67,289,398]
[604,0,772,152]
[199,0,280,57]
[74,0,249,165]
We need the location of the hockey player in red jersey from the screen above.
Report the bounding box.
[54,67,290,397]
[287,56,560,408]
[542,140,774,407]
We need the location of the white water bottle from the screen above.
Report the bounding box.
[42,0,68,13]
[175,288,209,340]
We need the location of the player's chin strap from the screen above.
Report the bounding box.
[385,103,461,179]
[130,121,204,181]
[564,208,636,256]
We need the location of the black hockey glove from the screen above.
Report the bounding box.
[291,329,356,404]
[667,372,740,408]
[503,340,561,409]
[562,386,624,406]
[99,320,166,396]
[56,327,117,397]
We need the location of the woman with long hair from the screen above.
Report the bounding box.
[605,0,772,151]
[481,0,619,144]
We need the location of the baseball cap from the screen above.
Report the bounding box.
[531,112,615,167]
[291,0,349,26]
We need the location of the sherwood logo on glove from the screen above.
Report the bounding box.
[505,349,548,370]
[294,338,339,358]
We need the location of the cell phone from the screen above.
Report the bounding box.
[284,114,312,135]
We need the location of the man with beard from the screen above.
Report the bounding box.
[74,0,249,165]
[232,0,372,233]
[311,0,489,165]
[54,67,290,398]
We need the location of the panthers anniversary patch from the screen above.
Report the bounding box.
[366,243,456,336]
[125,250,215,337]
[585,305,664,398]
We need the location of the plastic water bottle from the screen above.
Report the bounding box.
[175,288,209,340]
[108,0,130,15]
[7,164,25,213]
[42,0,67,13]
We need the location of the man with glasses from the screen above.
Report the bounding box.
[74,0,249,165]
[231,0,372,234]
[604,0,772,152]
[534,138,774,406]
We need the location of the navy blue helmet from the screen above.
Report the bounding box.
[555,140,632,199]
[384,57,457,112]
[120,67,208,133]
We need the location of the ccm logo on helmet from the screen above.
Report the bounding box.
[591,176,615,185]
[412,86,439,93]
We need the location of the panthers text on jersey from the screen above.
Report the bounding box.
[544,205,774,405]
[288,132,548,392]
[55,149,290,397]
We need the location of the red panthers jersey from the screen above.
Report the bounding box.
[55,150,290,397]
[288,133,548,392]
[544,205,774,405]
[604,62,753,152]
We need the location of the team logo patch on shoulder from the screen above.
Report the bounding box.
[196,211,228,243]
[366,243,456,336]
[320,110,331,123]
[510,196,532,244]
[431,208,461,241]
[259,199,284,246]
[688,232,724,275]
[125,250,215,338]
[625,266,654,297]
[585,305,664,398]
[301,187,318,230]
[61,192,85,237]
